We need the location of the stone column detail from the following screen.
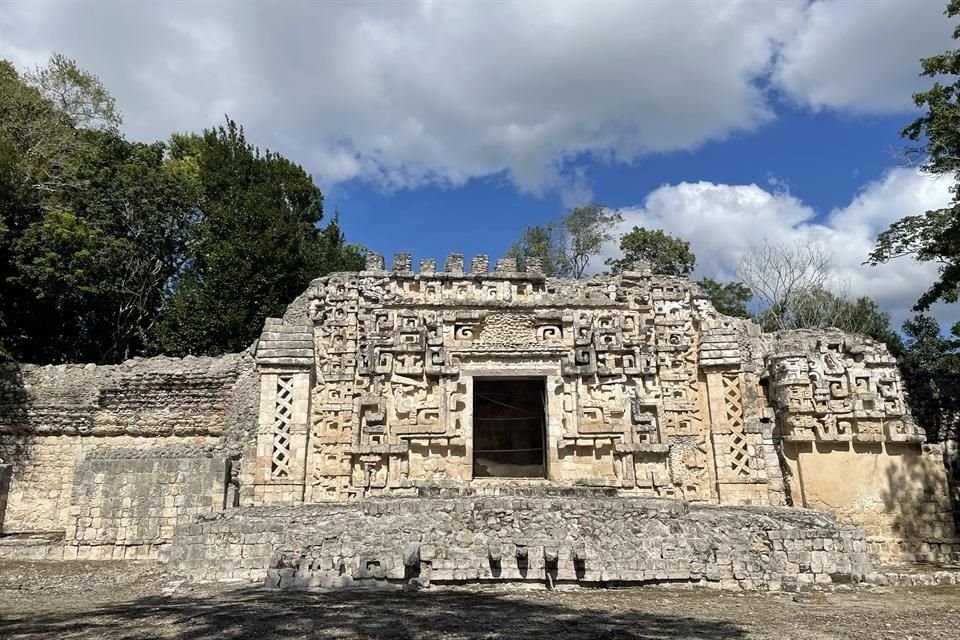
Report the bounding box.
[254,318,314,504]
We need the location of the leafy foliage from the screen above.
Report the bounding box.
[154,120,363,356]
[838,297,906,355]
[868,0,960,310]
[507,205,622,279]
[695,278,752,318]
[752,285,904,354]
[0,56,363,363]
[3,129,200,362]
[901,314,960,374]
[561,205,623,279]
[0,59,84,195]
[24,54,121,132]
[606,226,696,276]
[507,224,570,277]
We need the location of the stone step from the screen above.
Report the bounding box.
[0,531,66,561]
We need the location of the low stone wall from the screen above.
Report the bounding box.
[66,449,228,560]
[167,496,872,591]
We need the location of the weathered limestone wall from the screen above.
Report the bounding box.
[167,494,872,591]
[782,441,956,561]
[0,464,10,534]
[245,256,955,563]
[67,450,228,560]
[0,353,257,535]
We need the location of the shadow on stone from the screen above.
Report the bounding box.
[0,586,748,640]
[880,443,960,562]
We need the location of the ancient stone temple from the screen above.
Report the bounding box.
[0,253,956,589]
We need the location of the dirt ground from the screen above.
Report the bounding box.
[1,561,959,640]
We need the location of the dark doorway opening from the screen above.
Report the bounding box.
[472,378,546,478]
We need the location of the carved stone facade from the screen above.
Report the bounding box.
[240,255,954,563]
[253,257,766,504]
[0,255,956,580]
[767,332,918,446]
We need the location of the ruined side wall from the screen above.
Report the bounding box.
[782,441,955,561]
[765,330,958,562]
[0,353,257,534]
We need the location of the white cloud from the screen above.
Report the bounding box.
[0,0,803,194]
[599,168,955,328]
[774,0,953,113]
[0,0,953,206]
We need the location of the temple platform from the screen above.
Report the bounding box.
[165,495,873,591]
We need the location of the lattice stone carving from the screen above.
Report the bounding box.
[272,376,294,478]
[722,374,744,432]
[729,431,751,477]
[721,373,751,478]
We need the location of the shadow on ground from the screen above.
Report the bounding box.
[0,586,746,640]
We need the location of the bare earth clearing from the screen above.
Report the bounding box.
[1,561,959,640]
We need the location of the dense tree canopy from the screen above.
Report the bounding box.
[4,130,198,362]
[900,314,960,374]
[0,56,363,363]
[156,121,363,356]
[696,279,752,319]
[868,0,960,310]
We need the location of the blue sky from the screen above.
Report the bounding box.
[1,0,956,328]
[330,103,907,262]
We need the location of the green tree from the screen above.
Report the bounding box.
[155,120,363,356]
[0,55,365,363]
[605,226,696,276]
[901,314,960,374]
[753,286,903,352]
[561,204,622,278]
[897,315,960,445]
[4,131,199,363]
[0,56,117,196]
[507,224,570,276]
[867,0,960,310]
[0,56,131,362]
[603,226,753,316]
[24,54,120,132]
[6,209,109,361]
[696,278,752,318]
[837,296,905,355]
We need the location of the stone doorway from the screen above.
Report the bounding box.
[472,378,546,478]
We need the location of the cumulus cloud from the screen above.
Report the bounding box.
[2,1,951,194]
[598,168,955,328]
[774,0,953,113]
[0,0,803,194]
